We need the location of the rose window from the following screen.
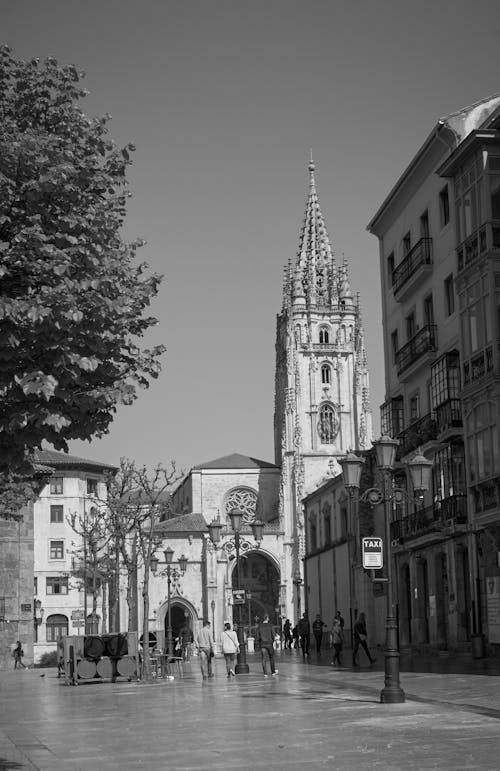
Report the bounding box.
[224,488,258,524]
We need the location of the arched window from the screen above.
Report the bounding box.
[224,487,258,524]
[321,364,331,384]
[46,613,68,642]
[319,327,329,344]
[318,403,338,444]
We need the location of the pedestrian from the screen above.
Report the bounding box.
[179,623,194,661]
[331,616,344,666]
[220,622,239,677]
[292,624,299,648]
[297,612,310,657]
[195,619,214,680]
[13,641,26,669]
[283,619,292,650]
[312,613,327,654]
[334,610,345,630]
[352,612,376,666]
[256,613,278,676]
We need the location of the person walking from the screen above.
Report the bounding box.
[334,610,345,630]
[297,612,310,657]
[352,612,376,666]
[195,620,214,680]
[312,614,327,654]
[256,614,278,676]
[283,619,292,650]
[220,622,239,677]
[13,641,26,669]
[331,616,344,666]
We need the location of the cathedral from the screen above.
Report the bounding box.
[146,157,373,644]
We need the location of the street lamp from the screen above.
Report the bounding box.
[340,436,432,704]
[208,509,264,674]
[151,547,188,657]
[33,599,44,643]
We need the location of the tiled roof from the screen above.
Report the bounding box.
[193,453,278,470]
[155,512,208,534]
[34,449,117,473]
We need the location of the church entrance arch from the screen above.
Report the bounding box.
[232,551,280,635]
[163,601,197,651]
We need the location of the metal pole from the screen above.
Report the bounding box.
[166,566,173,657]
[380,470,405,704]
[83,496,88,635]
[234,532,249,674]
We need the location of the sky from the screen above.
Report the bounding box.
[3,0,500,475]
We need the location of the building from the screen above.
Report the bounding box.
[367,93,500,655]
[32,450,117,661]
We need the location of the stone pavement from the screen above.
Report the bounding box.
[1,649,500,770]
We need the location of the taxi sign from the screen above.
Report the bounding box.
[362,537,383,569]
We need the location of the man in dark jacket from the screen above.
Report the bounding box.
[312,614,327,654]
[257,614,278,676]
[297,612,310,657]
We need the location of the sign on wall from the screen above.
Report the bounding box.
[233,589,245,605]
[362,537,383,569]
[486,576,500,644]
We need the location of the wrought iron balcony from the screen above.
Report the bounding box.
[397,412,438,457]
[392,237,433,299]
[396,324,438,377]
[456,220,500,273]
[390,494,467,541]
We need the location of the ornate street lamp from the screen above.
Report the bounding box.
[33,599,44,643]
[208,509,264,674]
[340,438,433,704]
[293,569,303,619]
[150,547,188,658]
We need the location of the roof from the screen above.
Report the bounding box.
[155,512,208,534]
[367,92,500,234]
[193,453,278,471]
[121,488,171,505]
[34,449,117,474]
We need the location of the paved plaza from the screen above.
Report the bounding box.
[1,649,500,770]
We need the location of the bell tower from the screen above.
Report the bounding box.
[274,156,373,597]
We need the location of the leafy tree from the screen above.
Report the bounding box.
[0,46,165,508]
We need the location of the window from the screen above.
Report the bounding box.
[390,330,399,364]
[433,445,466,500]
[420,210,430,239]
[439,185,450,227]
[387,252,395,286]
[423,294,434,325]
[50,505,63,523]
[319,327,329,344]
[402,232,411,255]
[310,519,317,551]
[466,401,497,482]
[409,393,420,423]
[87,478,98,495]
[49,540,64,560]
[50,476,63,495]
[317,404,338,444]
[46,576,68,595]
[444,274,455,316]
[323,512,331,544]
[224,487,258,524]
[34,577,38,595]
[46,614,69,642]
[381,396,404,436]
[406,312,416,340]
[321,364,331,384]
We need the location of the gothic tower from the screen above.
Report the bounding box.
[274,157,373,605]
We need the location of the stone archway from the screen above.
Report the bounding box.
[232,551,280,634]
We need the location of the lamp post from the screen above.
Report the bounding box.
[340,437,432,705]
[211,599,216,642]
[33,599,44,643]
[208,509,264,675]
[150,548,188,657]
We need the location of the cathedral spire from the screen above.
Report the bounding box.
[292,154,336,306]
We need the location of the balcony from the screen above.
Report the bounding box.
[396,324,438,379]
[391,494,468,542]
[434,399,463,435]
[398,412,439,457]
[392,238,433,302]
[463,344,494,388]
[456,220,500,273]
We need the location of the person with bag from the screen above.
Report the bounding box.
[220,621,239,677]
[13,641,26,669]
[352,612,376,666]
[195,619,214,680]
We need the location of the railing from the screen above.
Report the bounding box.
[390,495,467,541]
[397,413,439,457]
[392,237,432,294]
[434,400,462,433]
[456,220,500,272]
[396,324,437,375]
